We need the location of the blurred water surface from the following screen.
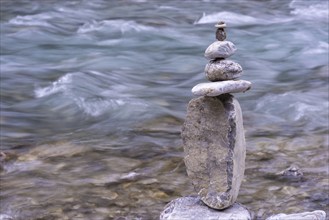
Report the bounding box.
[0,0,328,219]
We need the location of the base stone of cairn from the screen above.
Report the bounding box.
[181,94,246,209]
[160,196,251,220]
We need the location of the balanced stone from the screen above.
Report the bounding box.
[205,59,243,81]
[215,23,227,28]
[216,28,226,41]
[215,21,227,41]
[160,196,251,220]
[192,80,251,96]
[204,41,236,60]
[181,95,246,209]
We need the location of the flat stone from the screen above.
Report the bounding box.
[266,210,326,220]
[192,80,251,96]
[215,23,227,28]
[181,95,246,209]
[160,196,251,220]
[205,59,243,81]
[204,41,236,60]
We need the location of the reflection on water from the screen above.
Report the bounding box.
[0,0,328,219]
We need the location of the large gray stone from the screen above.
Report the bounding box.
[204,41,237,60]
[266,210,326,220]
[181,95,246,209]
[205,59,243,81]
[160,196,251,220]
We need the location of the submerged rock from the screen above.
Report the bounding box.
[266,210,326,220]
[192,80,251,96]
[205,59,243,81]
[204,41,237,60]
[277,165,303,179]
[160,196,251,220]
[181,95,246,209]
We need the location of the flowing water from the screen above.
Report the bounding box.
[0,0,328,219]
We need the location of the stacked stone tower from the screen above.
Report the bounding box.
[181,21,251,210]
[161,21,326,220]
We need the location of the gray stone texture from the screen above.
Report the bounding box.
[266,210,326,220]
[204,41,237,60]
[192,80,251,97]
[181,95,246,209]
[216,28,226,41]
[160,196,251,220]
[205,59,243,81]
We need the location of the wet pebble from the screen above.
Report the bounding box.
[17,142,89,161]
[103,156,142,172]
[276,165,303,180]
[138,178,159,185]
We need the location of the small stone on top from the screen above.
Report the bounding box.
[215,21,226,41]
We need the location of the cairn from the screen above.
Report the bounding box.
[181,21,251,210]
[160,21,252,220]
[161,22,327,220]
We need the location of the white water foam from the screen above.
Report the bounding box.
[77,19,154,34]
[34,73,73,98]
[34,72,148,117]
[289,0,329,20]
[255,91,328,124]
[194,11,293,26]
[194,11,260,25]
[303,41,329,55]
[8,13,54,27]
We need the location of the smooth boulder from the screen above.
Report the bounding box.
[160,196,251,220]
[181,95,246,209]
[204,41,236,60]
[205,59,243,81]
[192,80,251,96]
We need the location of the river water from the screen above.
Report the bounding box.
[0,0,328,219]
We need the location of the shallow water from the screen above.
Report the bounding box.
[0,0,328,219]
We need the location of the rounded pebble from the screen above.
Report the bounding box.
[204,41,236,60]
[205,59,243,81]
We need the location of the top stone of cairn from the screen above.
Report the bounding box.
[215,21,226,41]
[204,21,237,60]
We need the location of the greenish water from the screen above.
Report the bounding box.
[0,0,328,219]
